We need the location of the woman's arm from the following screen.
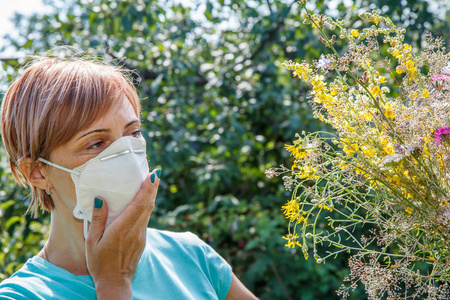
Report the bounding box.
[225,273,258,300]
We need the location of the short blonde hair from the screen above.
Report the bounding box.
[1,56,141,216]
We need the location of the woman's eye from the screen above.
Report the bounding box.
[88,141,104,149]
[131,130,142,138]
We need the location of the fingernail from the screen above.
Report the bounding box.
[156,169,161,178]
[150,173,155,183]
[94,197,103,209]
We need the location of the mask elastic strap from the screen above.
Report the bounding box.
[83,219,89,239]
[38,158,81,176]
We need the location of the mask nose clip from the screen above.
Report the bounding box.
[100,148,145,161]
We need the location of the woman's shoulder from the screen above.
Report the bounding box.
[146,228,202,244]
[0,257,95,299]
[137,228,232,300]
[143,228,231,273]
[0,257,57,299]
[144,228,212,255]
[144,228,232,269]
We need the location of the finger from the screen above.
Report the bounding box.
[136,168,161,225]
[134,172,160,228]
[86,197,108,244]
[114,171,159,227]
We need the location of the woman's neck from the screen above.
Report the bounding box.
[42,205,90,276]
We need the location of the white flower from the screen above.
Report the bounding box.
[380,154,405,169]
[383,154,405,163]
[442,62,450,75]
[404,143,420,156]
[305,141,320,149]
[317,55,332,69]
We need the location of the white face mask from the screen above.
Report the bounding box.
[38,136,149,237]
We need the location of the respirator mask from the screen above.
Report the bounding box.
[38,136,149,237]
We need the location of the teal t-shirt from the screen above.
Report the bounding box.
[0,229,232,299]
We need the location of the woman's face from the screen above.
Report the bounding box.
[45,96,142,211]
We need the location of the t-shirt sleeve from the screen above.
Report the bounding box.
[0,280,34,300]
[187,233,233,300]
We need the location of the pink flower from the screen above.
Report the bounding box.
[433,126,450,145]
[430,74,450,92]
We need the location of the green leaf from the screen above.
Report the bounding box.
[204,2,214,21]
[4,216,22,230]
[0,200,15,210]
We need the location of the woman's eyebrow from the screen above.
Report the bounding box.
[124,119,140,128]
[76,119,140,141]
[77,128,110,140]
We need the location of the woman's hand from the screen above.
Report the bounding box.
[85,169,160,300]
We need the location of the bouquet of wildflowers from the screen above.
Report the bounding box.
[267,1,450,298]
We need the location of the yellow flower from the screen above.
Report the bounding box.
[345,122,356,132]
[282,234,302,248]
[285,143,309,160]
[383,101,395,119]
[282,200,304,223]
[355,163,367,176]
[351,29,359,38]
[406,60,414,69]
[392,50,402,59]
[358,111,373,122]
[282,200,299,216]
[292,63,313,81]
[423,144,430,157]
[384,143,395,155]
[318,204,333,212]
[373,16,380,25]
[296,165,318,180]
[370,85,382,97]
[314,93,335,105]
[361,146,376,157]
[405,207,413,214]
[291,160,298,170]
[422,89,429,98]
[342,141,359,156]
[329,83,340,96]
[310,75,326,93]
[396,66,403,74]
[403,44,412,51]
[378,76,387,83]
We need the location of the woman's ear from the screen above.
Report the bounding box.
[18,158,51,190]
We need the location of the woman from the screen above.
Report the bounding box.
[0,56,257,299]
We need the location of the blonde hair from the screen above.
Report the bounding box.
[1,56,141,216]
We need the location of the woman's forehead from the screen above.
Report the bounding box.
[73,96,140,139]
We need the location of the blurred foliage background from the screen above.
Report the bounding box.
[0,0,448,299]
